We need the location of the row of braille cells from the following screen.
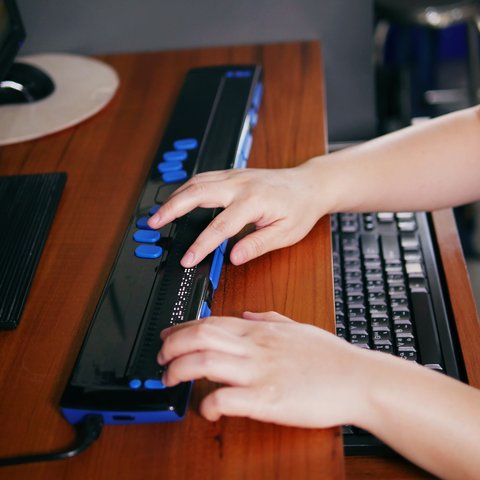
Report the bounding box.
[134,138,198,260]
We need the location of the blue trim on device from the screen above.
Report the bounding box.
[200,301,211,318]
[225,70,253,78]
[61,407,185,425]
[252,83,263,111]
[209,247,224,290]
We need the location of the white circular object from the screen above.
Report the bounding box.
[0,53,119,145]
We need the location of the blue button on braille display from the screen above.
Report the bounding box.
[174,138,198,150]
[144,379,166,389]
[129,379,142,389]
[136,216,153,230]
[158,161,182,173]
[149,204,160,215]
[162,170,188,184]
[133,230,160,243]
[135,245,163,259]
[163,150,188,162]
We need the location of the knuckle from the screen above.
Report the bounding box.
[160,199,176,217]
[189,181,208,197]
[191,323,213,341]
[201,316,219,326]
[198,351,216,369]
[209,216,230,236]
[247,234,267,257]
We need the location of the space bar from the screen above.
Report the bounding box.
[411,291,444,371]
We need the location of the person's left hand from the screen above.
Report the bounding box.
[158,311,373,428]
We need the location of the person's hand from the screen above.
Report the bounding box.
[157,311,374,428]
[148,164,328,268]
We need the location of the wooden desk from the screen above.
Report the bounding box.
[0,41,342,479]
[0,41,478,480]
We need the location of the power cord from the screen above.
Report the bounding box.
[0,415,103,467]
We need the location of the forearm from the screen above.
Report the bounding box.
[355,351,480,479]
[307,106,480,214]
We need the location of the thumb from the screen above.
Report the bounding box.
[242,311,294,323]
[229,224,289,265]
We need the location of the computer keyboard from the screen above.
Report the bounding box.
[60,65,263,425]
[0,172,66,330]
[331,211,464,454]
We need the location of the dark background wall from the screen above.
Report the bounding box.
[17,0,376,143]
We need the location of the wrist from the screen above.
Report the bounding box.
[300,152,356,217]
[350,350,430,433]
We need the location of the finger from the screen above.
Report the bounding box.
[148,181,234,229]
[199,387,266,422]
[242,311,294,323]
[158,319,249,365]
[162,350,252,387]
[160,315,252,340]
[180,203,261,267]
[165,170,233,198]
[228,222,293,265]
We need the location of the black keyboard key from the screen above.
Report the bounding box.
[397,221,417,232]
[380,234,401,261]
[400,232,420,250]
[371,316,390,328]
[350,319,368,330]
[395,333,415,348]
[410,291,444,371]
[399,350,418,361]
[377,212,395,223]
[360,233,380,258]
[374,343,394,354]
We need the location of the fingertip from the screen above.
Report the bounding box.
[160,368,175,388]
[157,351,166,367]
[148,209,170,229]
[200,396,222,422]
[229,246,249,265]
[159,328,170,341]
[147,215,160,229]
[230,231,272,265]
[181,250,197,268]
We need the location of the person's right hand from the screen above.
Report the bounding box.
[148,163,329,268]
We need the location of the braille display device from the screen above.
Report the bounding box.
[60,64,263,426]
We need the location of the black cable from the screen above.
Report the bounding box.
[0,415,104,467]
